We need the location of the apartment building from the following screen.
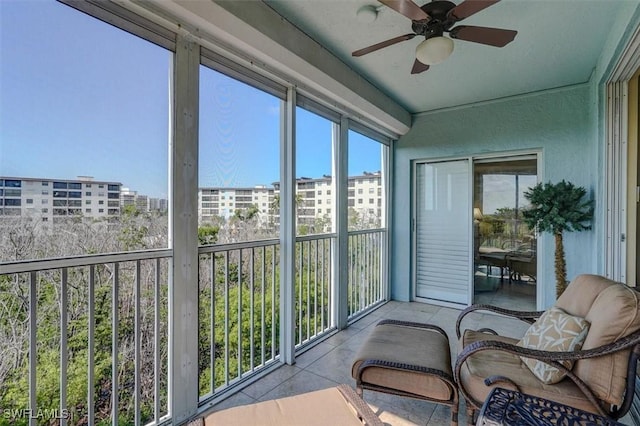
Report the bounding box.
[348,171,383,220]
[199,186,274,223]
[120,187,167,213]
[290,176,333,226]
[199,172,383,227]
[0,176,121,222]
[148,197,168,212]
[2,172,382,225]
[292,172,383,226]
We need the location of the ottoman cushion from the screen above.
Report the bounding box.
[352,321,454,401]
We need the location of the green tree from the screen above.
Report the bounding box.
[522,180,593,298]
[118,205,149,250]
[232,205,260,222]
[269,194,304,228]
[198,224,220,245]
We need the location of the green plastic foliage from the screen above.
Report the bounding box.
[522,180,593,235]
[522,180,593,297]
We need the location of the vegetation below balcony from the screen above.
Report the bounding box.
[0,206,385,425]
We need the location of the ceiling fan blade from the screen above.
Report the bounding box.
[449,25,516,47]
[449,0,500,21]
[411,59,430,74]
[379,0,430,21]
[352,33,416,57]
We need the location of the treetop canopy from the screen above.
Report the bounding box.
[522,180,593,235]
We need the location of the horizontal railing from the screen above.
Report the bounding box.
[347,229,386,320]
[0,249,172,426]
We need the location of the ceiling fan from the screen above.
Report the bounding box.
[352,0,517,74]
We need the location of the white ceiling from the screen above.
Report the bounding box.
[265,0,633,114]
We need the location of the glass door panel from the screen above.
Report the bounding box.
[415,160,470,306]
[473,157,537,309]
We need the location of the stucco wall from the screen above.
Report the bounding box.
[392,84,597,308]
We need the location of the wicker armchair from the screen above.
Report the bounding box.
[454,274,640,425]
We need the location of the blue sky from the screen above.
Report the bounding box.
[1,1,381,198]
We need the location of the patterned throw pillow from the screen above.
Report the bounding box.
[517,306,590,384]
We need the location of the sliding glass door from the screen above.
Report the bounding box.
[413,154,539,309]
[414,160,471,306]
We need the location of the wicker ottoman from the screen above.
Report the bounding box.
[187,384,382,426]
[352,319,459,425]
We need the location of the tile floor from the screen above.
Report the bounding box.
[202,301,634,425]
[473,268,537,312]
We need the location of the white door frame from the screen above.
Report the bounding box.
[412,150,542,309]
[605,24,640,283]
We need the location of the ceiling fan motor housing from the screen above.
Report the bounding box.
[411,0,457,38]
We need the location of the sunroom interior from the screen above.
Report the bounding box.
[1,0,640,425]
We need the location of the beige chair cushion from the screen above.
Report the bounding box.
[352,323,453,401]
[555,274,615,317]
[458,330,599,414]
[198,385,382,426]
[556,274,640,406]
[517,307,590,384]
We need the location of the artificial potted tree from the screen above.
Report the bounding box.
[522,180,594,299]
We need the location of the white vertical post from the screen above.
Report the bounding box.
[280,88,296,364]
[112,264,119,425]
[606,83,617,279]
[153,259,161,423]
[88,266,95,425]
[60,269,68,426]
[382,144,392,302]
[333,117,349,328]
[134,261,141,425]
[169,34,200,423]
[29,272,37,426]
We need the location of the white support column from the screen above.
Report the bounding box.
[280,88,296,364]
[169,34,200,423]
[382,143,392,302]
[333,117,349,329]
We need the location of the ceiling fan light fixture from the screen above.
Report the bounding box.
[415,36,454,65]
[356,5,378,23]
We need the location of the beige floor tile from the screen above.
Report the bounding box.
[383,308,436,324]
[202,391,256,415]
[427,403,463,426]
[294,340,337,369]
[349,310,385,329]
[618,413,633,425]
[240,364,303,400]
[364,391,438,425]
[304,344,359,386]
[375,301,406,313]
[256,369,339,401]
[403,301,443,315]
[323,324,368,347]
